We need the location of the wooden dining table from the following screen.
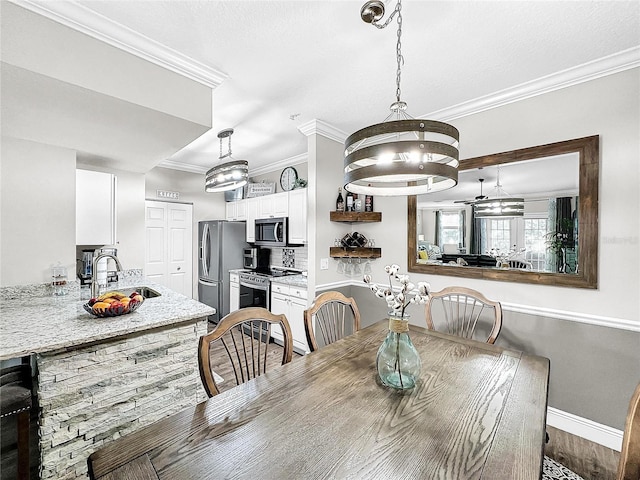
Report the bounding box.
[88,320,550,480]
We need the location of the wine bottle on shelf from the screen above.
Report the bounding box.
[346,190,354,212]
[365,187,374,212]
[336,187,345,212]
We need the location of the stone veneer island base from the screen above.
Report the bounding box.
[0,275,214,480]
[37,320,207,479]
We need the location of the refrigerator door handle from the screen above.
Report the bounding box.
[198,279,218,287]
[201,223,210,277]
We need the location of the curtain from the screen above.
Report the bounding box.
[470,208,483,254]
[459,210,466,248]
[434,211,441,246]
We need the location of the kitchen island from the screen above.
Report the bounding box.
[0,275,214,480]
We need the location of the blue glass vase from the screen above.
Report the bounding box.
[376,313,421,390]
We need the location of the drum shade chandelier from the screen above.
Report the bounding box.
[473,167,524,218]
[344,0,459,196]
[205,128,249,193]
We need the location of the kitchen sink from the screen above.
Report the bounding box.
[119,286,162,299]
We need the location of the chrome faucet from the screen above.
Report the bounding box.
[90,251,123,299]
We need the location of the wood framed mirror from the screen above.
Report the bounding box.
[408,136,599,289]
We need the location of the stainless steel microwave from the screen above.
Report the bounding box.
[254,217,288,247]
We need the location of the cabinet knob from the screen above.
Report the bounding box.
[177,267,181,271]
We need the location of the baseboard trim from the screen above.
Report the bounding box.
[547,407,623,452]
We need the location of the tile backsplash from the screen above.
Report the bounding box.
[271,246,308,271]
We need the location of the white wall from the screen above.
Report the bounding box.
[1,137,77,285]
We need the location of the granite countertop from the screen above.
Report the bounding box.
[270,274,307,288]
[0,275,214,361]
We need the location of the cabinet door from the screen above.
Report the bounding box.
[246,198,258,242]
[225,202,236,220]
[273,192,289,217]
[76,170,116,245]
[269,291,289,342]
[235,200,247,220]
[289,296,309,353]
[259,195,274,218]
[288,189,307,244]
[229,282,240,313]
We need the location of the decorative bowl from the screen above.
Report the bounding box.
[83,292,145,318]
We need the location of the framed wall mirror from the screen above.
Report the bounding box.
[407,136,599,289]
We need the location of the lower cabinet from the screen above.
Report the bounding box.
[270,283,309,354]
[229,273,239,313]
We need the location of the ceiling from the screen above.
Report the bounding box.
[10,0,640,176]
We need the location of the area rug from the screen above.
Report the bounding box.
[542,456,585,480]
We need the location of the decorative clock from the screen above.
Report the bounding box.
[280,166,298,191]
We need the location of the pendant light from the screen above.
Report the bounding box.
[344,0,459,196]
[473,167,524,218]
[205,128,249,193]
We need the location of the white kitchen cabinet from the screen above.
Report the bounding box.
[76,169,116,245]
[258,191,288,219]
[288,188,307,244]
[246,198,259,242]
[270,282,309,353]
[230,272,240,313]
[225,200,247,221]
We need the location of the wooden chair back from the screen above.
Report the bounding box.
[618,382,640,480]
[198,307,293,397]
[304,291,361,352]
[508,259,533,269]
[425,286,502,344]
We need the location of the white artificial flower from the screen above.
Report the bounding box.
[397,274,410,285]
[417,282,430,295]
[388,264,400,276]
[363,274,371,284]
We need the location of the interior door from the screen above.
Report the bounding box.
[167,203,193,296]
[145,201,194,298]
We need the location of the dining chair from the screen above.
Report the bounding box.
[0,362,33,480]
[508,259,533,269]
[304,291,361,352]
[198,307,293,397]
[424,286,502,344]
[543,382,640,480]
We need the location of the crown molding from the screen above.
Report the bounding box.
[298,119,348,144]
[427,46,640,122]
[12,0,227,89]
[155,160,208,174]
[249,153,308,177]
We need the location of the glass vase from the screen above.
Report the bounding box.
[376,313,421,390]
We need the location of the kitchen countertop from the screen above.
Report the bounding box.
[0,275,214,361]
[270,274,307,288]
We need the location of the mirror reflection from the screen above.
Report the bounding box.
[408,136,599,289]
[416,154,579,273]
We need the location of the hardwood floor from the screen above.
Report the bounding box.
[545,425,620,480]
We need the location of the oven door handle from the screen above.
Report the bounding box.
[240,281,269,292]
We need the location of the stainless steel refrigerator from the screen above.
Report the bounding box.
[198,220,248,323]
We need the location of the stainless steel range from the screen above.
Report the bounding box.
[238,268,299,311]
[238,270,272,310]
[238,269,299,340]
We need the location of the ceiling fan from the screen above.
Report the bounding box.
[455,178,488,205]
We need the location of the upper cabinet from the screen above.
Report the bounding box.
[225,199,247,221]
[246,198,259,243]
[259,191,289,218]
[76,169,116,245]
[288,189,307,244]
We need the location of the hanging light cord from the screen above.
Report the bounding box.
[371,1,404,104]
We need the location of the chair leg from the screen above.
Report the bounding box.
[16,410,30,480]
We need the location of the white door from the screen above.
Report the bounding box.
[145,201,193,298]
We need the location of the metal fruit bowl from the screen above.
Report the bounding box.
[83,294,145,318]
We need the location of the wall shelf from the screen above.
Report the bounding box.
[329,211,382,223]
[330,247,381,259]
